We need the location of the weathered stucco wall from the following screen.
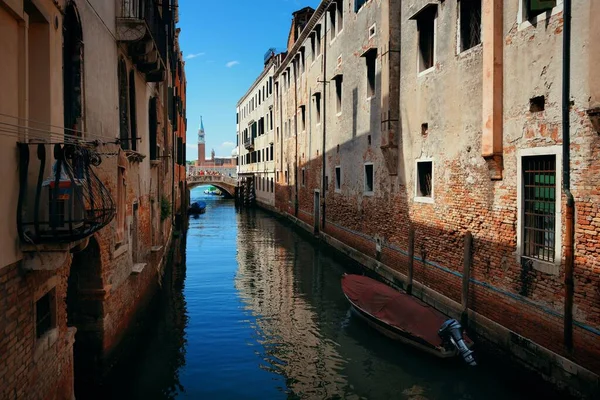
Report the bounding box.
[272,0,600,396]
[1,0,184,397]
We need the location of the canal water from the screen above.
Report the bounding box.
[102,187,564,399]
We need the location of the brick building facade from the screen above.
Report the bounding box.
[267,0,600,396]
[0,0,186,398]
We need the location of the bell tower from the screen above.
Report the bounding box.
[197,116,205,166]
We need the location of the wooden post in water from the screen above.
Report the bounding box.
[407,227,415,295]
[461,231,473,327]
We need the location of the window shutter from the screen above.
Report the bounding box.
[529,0,557,12]
[177,137,183,165]
[167,87,174,121]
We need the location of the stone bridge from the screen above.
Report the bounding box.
[187,174,237,198]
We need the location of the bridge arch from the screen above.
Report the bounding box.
[187,175,237,198]
[188,182,235,198]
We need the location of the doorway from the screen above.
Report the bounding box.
[67,237,104,396]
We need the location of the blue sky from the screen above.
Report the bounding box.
[179,0,321,161]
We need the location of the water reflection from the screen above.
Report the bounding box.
[233,209,562,400]
[100,232,189,399]
[100,195,564,399]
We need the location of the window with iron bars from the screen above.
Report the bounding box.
[522,155,557,263]
[459,0,481,52]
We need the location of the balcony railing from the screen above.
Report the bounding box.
[17,142,116,245]
[117,0,167,82]
[244,138,255,150]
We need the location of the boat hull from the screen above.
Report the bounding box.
[345,293,457,358]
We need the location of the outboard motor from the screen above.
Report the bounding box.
[438,319,477,366]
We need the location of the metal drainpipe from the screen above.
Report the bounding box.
[321,13,328,230]
[562,0,575,351]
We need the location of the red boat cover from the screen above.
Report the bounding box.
[342,274,447,347]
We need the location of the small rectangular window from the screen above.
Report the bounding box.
[285,170,289,184]
[416,160,433,198]
[335,166,341,191]
[527,0,557,20]
[315,94,322,124]
[316,28,322,57]
[366,52,376,98]
[300,105,306,131]
[364,164,374,193]
[330,8,337,41]
[271,178,274,192]
[270,143,274,161]
[522,155,557,263]
[36,290,55,338]
[355,0,367,12]
[310,34,316,62]
[417,8,436,72]
[337,0,344,33]
[530,95,545,112]
[335,76,343,114]
[459,0,481,52]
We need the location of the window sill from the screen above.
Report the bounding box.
[336,111,342,117]
[125,150,146,163]
[414,196,434,204]
[131,263,147,275]
[113,243,128,259]
[418,66,435,78]
[363,191,374,197]
[520,256,560,276]
[335,188,341,194]
[34,327,59,363]
[457,43,482,58]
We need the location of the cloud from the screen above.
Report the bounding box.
[220,141,235,148]
[186,52,205,60]
[226,60,240,68]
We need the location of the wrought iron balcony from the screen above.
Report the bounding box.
[244,138,255,151]
[116,0,167,82]
[17,142,115,246]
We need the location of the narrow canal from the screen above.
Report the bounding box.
[102,187,564,399]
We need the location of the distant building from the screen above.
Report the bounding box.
[235,49,287,207]
[194,117,236,175]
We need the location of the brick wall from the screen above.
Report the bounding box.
[0,261,75,400]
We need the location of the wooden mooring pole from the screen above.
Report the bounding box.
[461,231,473,327]
[407,228,415,295]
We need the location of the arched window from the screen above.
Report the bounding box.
[118,58,129,150]
[129,70,138,151]
[149,97,158,160]
[63,2,84,136]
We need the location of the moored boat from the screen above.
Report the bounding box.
[188,201,207,215]
[341,274,476,365]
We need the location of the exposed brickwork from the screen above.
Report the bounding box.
[0,260,74,400]
[270,1,600,392]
